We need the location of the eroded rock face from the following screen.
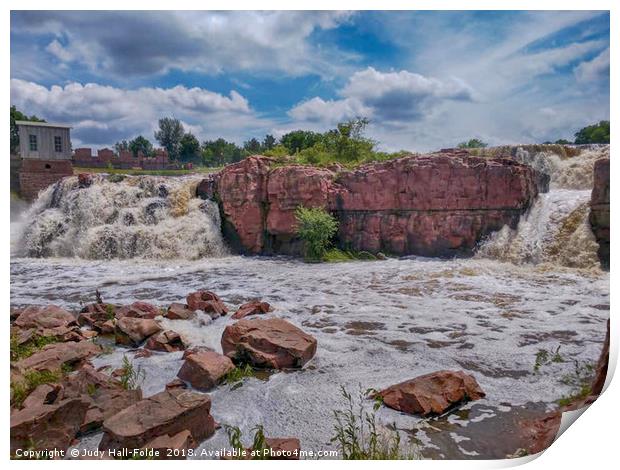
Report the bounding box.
[231,300,272,320]
[186,291,228,316]
[221,318,317,369]
[177,350,235,391]
[115,317,162,347]
[205,152,539,257]
[99,389,215,451]
[590,158,609,270]
[376,370,486,416]
[10,397,91,454]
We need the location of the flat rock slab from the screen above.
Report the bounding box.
[116,301,162,320]
[177,351,235,391]
[99,389,215,451]
[10,397,90,454]
[221,318,317,369]
[376,370,485,416]
[231,300,272,320]
[14,341,102,373]
[14,305,76,330]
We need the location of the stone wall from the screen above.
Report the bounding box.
[73,147,174,170]
[589,158,610,270]
[200,152,540,258]
[19,159,74,201]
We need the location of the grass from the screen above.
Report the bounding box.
[323,248,379,263]
[10,334,59,362]
[118,355,146,390]
[73,166,221,177]
[533,346,564,373]
[331,385,419,460]
[224,425,270,460]
[224,364,256,387]
[11,369,62,408]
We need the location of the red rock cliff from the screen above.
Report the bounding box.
[589,158,610,270]
[202,151,539,257]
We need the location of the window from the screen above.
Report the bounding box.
[54,136,62,153]
[29,134,38,152]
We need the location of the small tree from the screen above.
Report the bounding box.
[154,117,185,160]
[179,132,201,163]
[457,138,488,149]
[128,135,153,158]
[574,120,610,144]
[295,206,339,262]
[10,106,45,154]
[114,140,129,155]
[262,134,277,151]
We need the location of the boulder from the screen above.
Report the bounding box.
[231,300,272,320]
[14,341,102,374]
[186,290,228,316]
[99,389,216,451]
[142,430,195,459]
[590,158,609,270]
[10,397,91,454]
[116,301,162,319]
[21,383,63,409]
[166,303,196,320]
[221,318,317,369]
[14,305,76,330]
[145,330,187,353]
[60,365,143,434]
[77,303,116,331]
[115,317,161,347]
[376,370,485,416]
[165,378,188,391]
[177,351,235,391]
[77,173,93,188]
[182,346,215,359]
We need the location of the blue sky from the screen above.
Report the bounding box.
[10,10,610,151]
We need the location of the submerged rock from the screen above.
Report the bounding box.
[376,370,485,416]
[177,350,235,391]
[99,389,216,451]
[231,300,272,320]
[115,317,161,347]
[186,290,228,316]
[221,318,317,369]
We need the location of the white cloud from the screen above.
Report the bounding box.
[574,48,610,82]
[10,79,270,147]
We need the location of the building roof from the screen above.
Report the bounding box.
[15,120,72,129]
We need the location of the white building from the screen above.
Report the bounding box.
[15,121,72,160]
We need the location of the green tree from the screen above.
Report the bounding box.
[202,138,244,166]
[262,134,277,151]
[128,135,153,158]
[295,206,339,262]
[154,117,184,161]
[243,137,262,154]
[280,130,323,154]
[10,106,45,154]
[574,121,610,144]
[179,133,201,163]
[114,140,129,155]
[457,138,488,149]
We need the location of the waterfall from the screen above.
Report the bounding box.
[15,174,227,260]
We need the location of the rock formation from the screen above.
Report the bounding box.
[200,152,539,257]
[590,158,610,270]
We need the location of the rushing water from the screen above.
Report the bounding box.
[9,146,609,459]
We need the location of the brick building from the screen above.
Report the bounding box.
[73,147,176,170]
[16,121,74,200]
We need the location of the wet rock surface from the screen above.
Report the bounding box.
[221,318,318,368]
[231,300,272,320]
[177,350,235,391]
[376,370,486,416]
[186,290,228,316]
[115,317,162,347]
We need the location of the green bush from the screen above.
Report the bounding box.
[574,120,610,144]
[295,206,339,262]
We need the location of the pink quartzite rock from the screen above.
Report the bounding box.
[14,341,102,374]
[166,303,196,320]
[376,370,486,416]
[115,317,162,347]
[116,301,162,319]
[10,398,91,455]
[590,158,609,270]
[142,430,196,459]
[99,389,215,451]
[177,351,235,391]
[231,300,272,320]
[207,153,539,257]
[14,305,76,330]
[186,290,228,316]
[221,318,317,369]
[145,330,187,353]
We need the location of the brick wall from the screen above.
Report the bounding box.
[19,159,74,201]
[73,147,175,170]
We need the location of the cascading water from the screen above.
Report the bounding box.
[477,145,608,269]
[14,174,227,260]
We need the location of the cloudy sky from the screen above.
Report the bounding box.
[10,10,610,152]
